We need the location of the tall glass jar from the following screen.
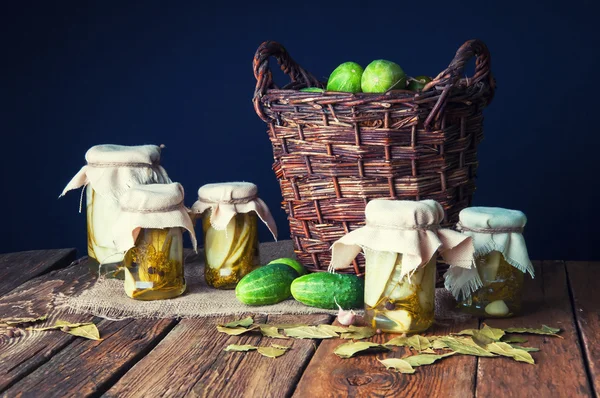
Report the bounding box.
[364,249,436,333]
[330,199,474,334]
[444,207,533,318]
[123,227,185,300]
[192,182,277,290]
[112,183,197,301]
[61,144,171,278]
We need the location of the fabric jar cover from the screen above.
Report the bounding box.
[112,183,197,255]
[190,182,277,240]
[444,206,533,300]
[60,144,171,201]
[329,199,475,278]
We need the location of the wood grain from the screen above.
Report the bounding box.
[477,261,592,397]
[293,316,479,398]
[4,317,176,397]
[105,313,333,398]
[567,261,599,396]
[0,258,95,392]
[0,249,76,297]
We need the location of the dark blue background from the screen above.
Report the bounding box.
[1,1,598,260]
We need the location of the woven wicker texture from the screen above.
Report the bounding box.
[253,39,495,276]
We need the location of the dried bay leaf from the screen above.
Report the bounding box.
[216,325,259,336]
[55,321,101,341]
[259,325,289,339]
[334,341,390,359]
[486,342,535,364]
[378,358,415,374]
[267,323,306,329]
[224,317,254,328]
[403,352,456,367]
[384,336,408,347]
[501,335,528,344]
[340,326,376,340]
[317,324,348,334]
[431,339,450,350]
[509,344,540,352]
[284,326,338,339]
[504,325,562,338]
[225,344,257,352]
[478,325,505,341]
[440,337,496,357]
[406,335,431,351]
[2,315,48,326]
[421,348,436,354]
[29,321,94,332]
[453,329,478,336]
[257,346,288,358]
[472,331,496,347]
[271,344,292,350]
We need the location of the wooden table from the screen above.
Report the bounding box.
[0,246,598,398]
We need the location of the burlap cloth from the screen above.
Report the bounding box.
[56,240,470,321]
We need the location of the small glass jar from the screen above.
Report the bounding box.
[202,210,259,289]
[191,182,278,290]
[445,207,533,318]
[364,249,437,334]
[61,144,171,279]
[458,251,525,317]
[123,227,185,300]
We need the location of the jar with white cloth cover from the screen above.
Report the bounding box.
[444,207,533,317]
[112,183,197,300]
[60,144,171,278]
[191,182,277,289]
[330,199,475,334]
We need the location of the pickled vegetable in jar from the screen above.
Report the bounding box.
[191,182,277,289]
[112,183,197,300]
[60,144,171,278]
[444,207,533,318]
[330,199,475,334]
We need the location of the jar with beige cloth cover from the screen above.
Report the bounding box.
[191,182,277,289]
[112,183,197,300]
[330,199,475,334]
[444,207,534,317]
[60,144,171,278]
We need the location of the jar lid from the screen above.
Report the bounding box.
[458,207,527,232]
[365,199,444,229]
[112,183,197,254]
[196,182,258,204]
[85,144,162,167]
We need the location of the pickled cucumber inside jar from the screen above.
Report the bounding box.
[203,211,259,289]
[364,248,436,334]
[458,251,524,317]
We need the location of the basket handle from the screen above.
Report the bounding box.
[253,41,322,122]
[423,39,495,128]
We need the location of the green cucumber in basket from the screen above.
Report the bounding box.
[291,272,364,309]
[235,263,300,305]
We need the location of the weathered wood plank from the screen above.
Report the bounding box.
[0,249,77,297]
[104,313,332,398]
[567,261,600,396]
[294,316,479,398]
[4,317,176,397]
[0,258,95,392]
[477,261,592,397]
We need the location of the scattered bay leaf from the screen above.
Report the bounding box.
[2,315,48,326]
[472,331,496,347]
[378,358,415,374]
[271,344,292,350]
[501,335,528,344]
[453,329,478,336]
[317,324,348,334]
[403,352,456,367]
[257,346,288,358]
[216,325,259,336]
[340,326,376,340]
[486,342,535,364]
[55,321,101,341]
[431,339,450,350]
[259,325,289,339]
[29,321,94,332]
[504,325,562,338]
[478,325,505,341]
[334,341,390,359]
[384,336,408,347]
[284,326,338,339]
[224,317,254,328]
[406,335,431,351]
[508,344,540,352]
[224,344,257,352]
[267,323,306,329]
[421,348,436,354]
[440,337,496,357]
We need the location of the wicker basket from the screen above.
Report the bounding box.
[253,39,495,279]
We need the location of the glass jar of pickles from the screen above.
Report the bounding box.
[191,182,277,289]
[445,207,533,317]
[330,199,475,334]
[112,183,197,300]
[60,144,171,278]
